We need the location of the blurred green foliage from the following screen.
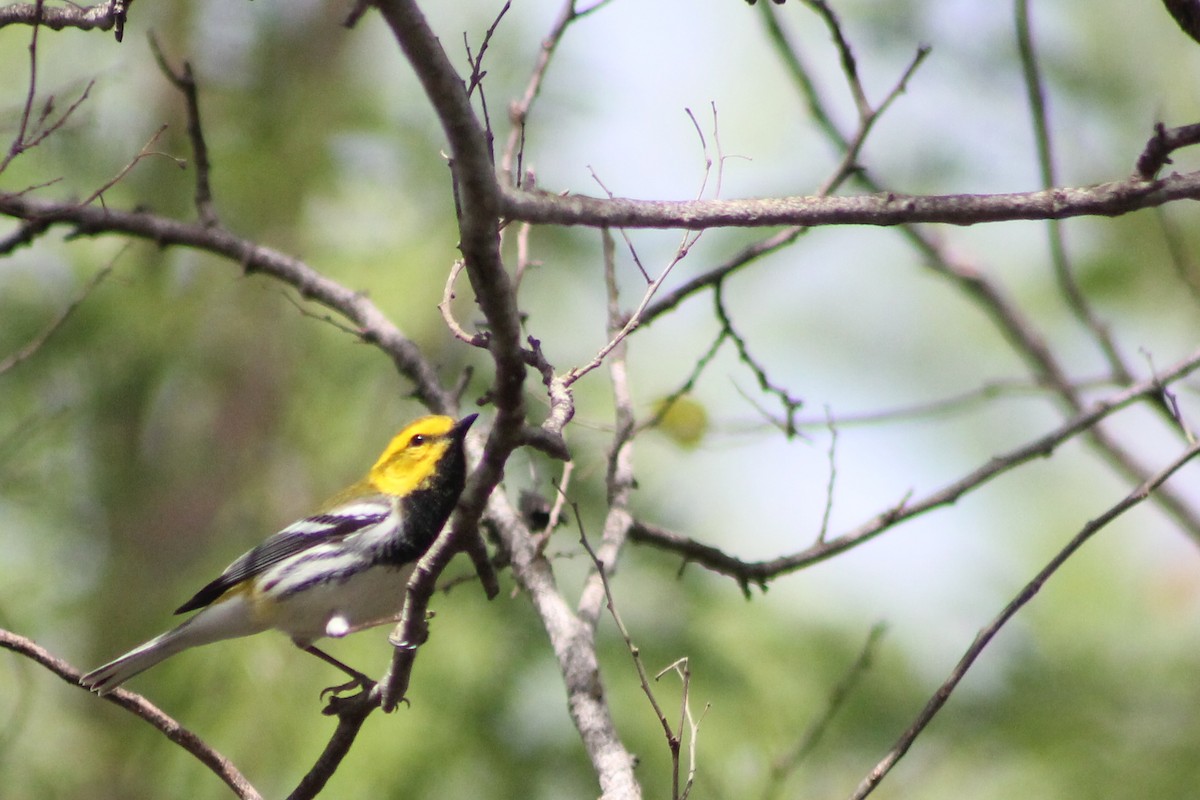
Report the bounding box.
[4,1,1200,799]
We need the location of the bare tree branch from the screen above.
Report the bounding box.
[365,8,641,797]
[0,0,130,40]
[639,223,805,327]
[712,282,803,435]
[630,342,1200,591]
[485,485,643,800]
[0,629,261,799]
[1154,204,1200,303]
[500,0,616,188]
[578,523,672,798]
[1015,0,1130,385]
[7,1,1200,797]
[0,214,52,253]
[1,7,95,177]
[438,259,488,347]
[563,225,643,798]
[638,15,927,327]
[756,5,1200,543]
[1136,121,1200,179]
[372,0,528,593]
[0,192,453,411]
[848,436,1200,798]
[577,226,636,634]
[286,691,376,800]
[500,170,1198,229]
[148,35,219,227]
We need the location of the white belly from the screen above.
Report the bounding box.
[253,561,415,645]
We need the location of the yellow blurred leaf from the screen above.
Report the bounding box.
[653,396,709,448]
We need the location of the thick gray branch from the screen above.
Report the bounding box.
[500,170,1200,229]
[372,0,526,431]
[363,4,638,796]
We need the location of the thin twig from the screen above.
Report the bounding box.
[148,34,219,227]
[578,515,683,798]
[655,658,707,800]
[764,623,886,799]
[1136,120,1200,180]
[0,261,114,376]
[4,0,43,177]
[640,226,807,327]
[803,0,869,117]
[562,219,660,388]
[1015,0,1129,385]
[713,282,804,436]
[668,658,691,798]
[782,376,1095,429]
[588,168,650,283]
[80,124,184,208]
[1,18,95,177]
[512,220,537,292]
[848,437,1200,799]
[532,460,574,553]
[16,0,43,154]
[280,293,363,337]
[637,328,727,436]
[564,111,723,389]
[638,40,926,329]
[816,408,838,543]
[1154,205,1200,305]
[500,0,617,186]
[462,0,511,164]
[438,260,489,346]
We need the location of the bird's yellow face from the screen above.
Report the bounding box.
[367,415,460,496]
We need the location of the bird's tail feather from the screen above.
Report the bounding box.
[80,627,194,695]
[80,596,263,696]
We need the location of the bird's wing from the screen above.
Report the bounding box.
[174,496,393,614]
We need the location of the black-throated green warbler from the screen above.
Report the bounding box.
[81,413,477,696]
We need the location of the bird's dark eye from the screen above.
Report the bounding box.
[409,434,426,447]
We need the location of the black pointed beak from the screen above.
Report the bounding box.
[453,413,479,438]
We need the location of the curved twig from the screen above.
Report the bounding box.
[0,629,261,800]
[438,259,488,347]
[0,192,452,411]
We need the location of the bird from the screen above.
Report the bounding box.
[80,413,478,696]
